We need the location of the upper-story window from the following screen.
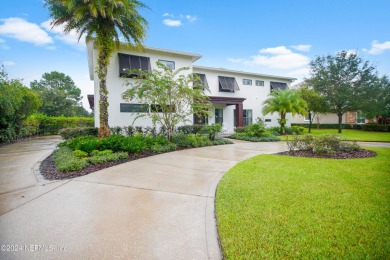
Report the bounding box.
[194,73,209,90]
[118,53,151,78]
[218,76,240,93]
[158,60,175,69]
[270,81,288,92]
[255,80,264,86]
[243,79,252,85]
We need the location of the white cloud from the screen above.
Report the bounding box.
[41,19,85,49]
[162,12,170,17]
[163,19,182,27]
[227,58,245,63]
[185,15,197,22]
[364,40,390,55]
[291,44,311,52]
[1,61,15,66]
[0,17,53,45]
[259,46,292,55]
[287,68,310,78]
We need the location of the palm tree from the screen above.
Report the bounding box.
[45,0,148,138]
[262,89,307,134]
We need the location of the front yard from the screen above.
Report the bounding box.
[216,147,390,259]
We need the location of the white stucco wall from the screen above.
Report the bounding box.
[91,46,196,128]
[291,113,347,124]
[193,67,293,133]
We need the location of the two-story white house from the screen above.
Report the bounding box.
[87,40,296,133]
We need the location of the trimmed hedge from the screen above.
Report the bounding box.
[30,114,94,135]
[361,124,389,132]
[291,123,362,130]
[60,127,98,140]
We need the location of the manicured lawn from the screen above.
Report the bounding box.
[216,148,390,259]
[280,129,390,142]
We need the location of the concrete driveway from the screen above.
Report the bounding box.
[1,138,387,260]
[0,137,287,260]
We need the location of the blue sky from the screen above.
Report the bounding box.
[1,0,389,111]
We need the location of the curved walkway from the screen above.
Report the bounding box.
[0,139,388,259]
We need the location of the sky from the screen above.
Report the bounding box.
[1,0,389,111]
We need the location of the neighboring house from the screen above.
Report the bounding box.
[289,83,370,125]
[86,40,295,133]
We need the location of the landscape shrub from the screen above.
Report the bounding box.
[286,134,361,154]
[53,147,89,172]
[177,125,203,135]
[91,149,113,156]
[99,134,127,152]
[72,149,88,158]
[361,124,389,132]
[234,126,247,133]
[229,134,280,142]
[245,122,266,137]
[66,136,100,153]
[119,135,147,153]
[201,123,222,140]
[142,134,169,148]
[88,152,128,164]
[60,127,98,140]
[110,126,123,135]
[151,143,177,153]
[212,138,234,145]
[31,114,94,135]
[171,133,192,148]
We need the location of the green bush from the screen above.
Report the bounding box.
[245,122,266,137]
[90,149,113,156]
[151,143,177,153]
[234,126,247,133]
[72,149,88,158]
[66,136,100,153]
[177,125,204,135]
[229,134,280,142]
[361,124,389,132]
[201,123,222,140]
[88,152,128,164]
[60,127,98,140]
[99,134,127,152]
[30,113,94,135]
[143,134,169,148]
[53,147,89,172]
[171,133,192,148]
[212,138,234,145]
[286,134,361,154]
[119,135,147,153]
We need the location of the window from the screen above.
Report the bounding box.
[243,79,252,85]
[234,109,253,126]
[265,119,271,122]
[218,76,239,92]
[270,81,287,92]
[120,103,148,113]
[357,111,365,124]
[194,113,208,125]
[255,80,264,86]
[158,60,175,69]
[194,73,209,90]
[215,108,223,124]
[118,53,151,77]
[304,115,310,121]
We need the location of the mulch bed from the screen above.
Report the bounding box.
[277,149,377,159]
[40,150,157,180]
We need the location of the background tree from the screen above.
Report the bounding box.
[307,51,378,133]
[359,75,390,122]
[45,0,149,138]
[297,85,327,133]
[122,62,213,140]
[30,71,90,116]
[262,89,307,134]
[0,66,41,142]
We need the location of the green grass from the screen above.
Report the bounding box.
[280,129,390,142]
[216,148,390,259]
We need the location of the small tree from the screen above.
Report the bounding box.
[262,89,307,134]
[307,51,378,133]
[122,62,213,140]
[297,85,327,133]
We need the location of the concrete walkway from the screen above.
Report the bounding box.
[0,138,388,259]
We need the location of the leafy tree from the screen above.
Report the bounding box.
[122,62,213,140]
[45,0,149,138]
[262,89,307,134]
[30,71,90,117]
[307,51,378,133]
[359,75,390,122]
[297,85,327,133]
[0,66,41,142]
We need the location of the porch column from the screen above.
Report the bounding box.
[236,103,243,127]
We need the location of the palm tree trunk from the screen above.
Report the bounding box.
[96,39,114,139]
